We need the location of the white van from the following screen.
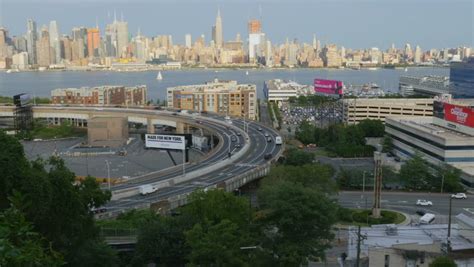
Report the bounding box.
[275,136,282,145]
[419,213,435,224]
[139,184,158,195]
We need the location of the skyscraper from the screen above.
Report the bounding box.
[248,19,264,62]
[49,21,61,64]
[87,28,100,57]
[116,20,129,58]
[414,45,422,64]
[185,34,192,48]
[37,26,51,67]
[26,19,37,64]
[214,9,223,48]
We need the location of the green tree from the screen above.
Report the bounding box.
[399,153,433,190]
[0,193,63,266]
[264,164,337,193]
[133,216,187,266]
[284,148,314,166]
[181,189,252,227]
[295,121,316,144]
[429,256,456,267]
[437,164,463,193]
[186,219,253,266]
[357,119,385,137]
[0,131,117,266]
[382,135,394,153]
[258,180,338,265]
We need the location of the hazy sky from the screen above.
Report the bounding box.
[1,0,473,49]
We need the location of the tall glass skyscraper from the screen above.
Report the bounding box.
[450,57,474,98]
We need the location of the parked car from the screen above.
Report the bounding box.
[416,199,433,206]
[451,193,467,199]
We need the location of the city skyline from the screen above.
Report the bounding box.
[1,0,473,49]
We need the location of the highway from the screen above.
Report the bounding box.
[338,191,474,217]
[0,105,283,213]
[106,115,282,213]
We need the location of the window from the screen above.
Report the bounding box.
[384,254,390,267]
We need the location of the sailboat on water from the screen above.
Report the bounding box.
[156,71,163,80]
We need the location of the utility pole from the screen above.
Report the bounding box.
[355,225,366,267]
[372,152,383,218]
[447,196,452,254]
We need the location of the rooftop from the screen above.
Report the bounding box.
[361,224,474,251]
[389,116,474,140]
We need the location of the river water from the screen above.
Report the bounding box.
[0,67,448,100]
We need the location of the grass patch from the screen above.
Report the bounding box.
[338,208,406,226]
[31,122,86,139]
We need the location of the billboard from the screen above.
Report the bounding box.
[443,103,474,128]
[314,79,344,95]
[145,134,186,150]
[13,93,31,107]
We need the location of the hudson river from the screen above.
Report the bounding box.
[0,67,448,100]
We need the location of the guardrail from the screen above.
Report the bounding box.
[96,141,286,219]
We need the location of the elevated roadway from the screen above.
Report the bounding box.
[0,105,283,215]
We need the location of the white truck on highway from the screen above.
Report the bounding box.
[275,136,283,145]
[139,184,158,195]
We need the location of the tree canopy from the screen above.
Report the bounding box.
[0,130,117,266]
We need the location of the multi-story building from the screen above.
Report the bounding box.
[51,85,147,106]
[322,44,341,67]
[87,28,100,57]
[264,79,313,104]
[26,19,37,65]
[36,27,51,68]
[48,21,61,64]
[343,98,434,124]
[385,95,474,186]
[450,57,474,98]
[399,75,450,96]
[167,79,257,120]
[213,9,223,48]
[11,52,29,69]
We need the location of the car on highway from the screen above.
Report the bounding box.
[231,136,237,142]
[264,153,272,160]
[236,132,241,136]
[257,127,262,131]
[267,137,272,142]
[264,132,269,137]
[451,193,467,199]
[225,116,231,120]
[416,199,433,206]
[235,143,241,148]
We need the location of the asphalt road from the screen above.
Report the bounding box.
[338,191,474,217]
[105,114,282,213]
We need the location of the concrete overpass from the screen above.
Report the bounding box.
[0,105,284,216]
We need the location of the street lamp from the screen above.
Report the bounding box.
[105,160,111,190]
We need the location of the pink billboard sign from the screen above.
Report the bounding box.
[314,79,344,95]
